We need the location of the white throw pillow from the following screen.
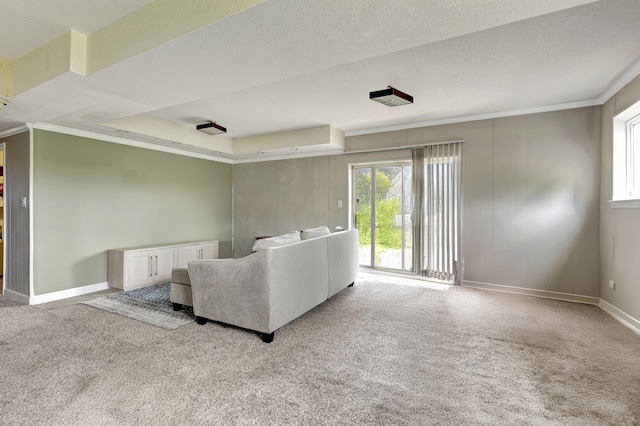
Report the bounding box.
[300,226,331,240]
[252,231,301,251]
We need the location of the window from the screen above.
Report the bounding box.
[611,100,640,208]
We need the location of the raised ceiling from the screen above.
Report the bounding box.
[1,0,639,162]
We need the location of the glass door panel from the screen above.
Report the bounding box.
[354,167,373,267]
[374,166,403,270]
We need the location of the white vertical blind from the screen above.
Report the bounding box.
[413,142,461,283]
[411,148,425,275]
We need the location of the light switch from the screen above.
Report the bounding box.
[21,197,27,208]
[338,200,343,208]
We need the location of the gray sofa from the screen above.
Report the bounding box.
[186,229,359,342]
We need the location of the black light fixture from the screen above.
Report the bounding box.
[196,121,227,135]
[369,86,413,107]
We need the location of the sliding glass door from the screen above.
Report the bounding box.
[354,163,412,271]
[353,142,462,283]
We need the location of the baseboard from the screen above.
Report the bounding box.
[462,280,600,305]
[28,282,110,305]
[598,299,640,336]
[3,289,30,305]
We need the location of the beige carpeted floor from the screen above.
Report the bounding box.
[1,272,639,425]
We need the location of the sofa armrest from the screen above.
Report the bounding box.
[188,252,271,333]
[327,229,359,297]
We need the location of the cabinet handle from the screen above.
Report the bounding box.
[199,248,203,259]
[149,256,153,277]
[155,255,158,275]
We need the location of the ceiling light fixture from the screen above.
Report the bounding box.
[369,86,413,107]
[196,121,227,135]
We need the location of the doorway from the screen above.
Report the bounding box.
[352,142,462,283]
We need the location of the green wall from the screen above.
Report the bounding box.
[33,130,232,295]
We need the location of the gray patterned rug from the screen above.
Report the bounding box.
[83,282,194,330]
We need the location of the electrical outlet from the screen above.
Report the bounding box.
[609,280,615,289]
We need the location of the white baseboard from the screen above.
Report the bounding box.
[3,289,30,305]
[462,280,640,336]
[462,280,600,305]
[598,298,640,336]
[28,282,110,305]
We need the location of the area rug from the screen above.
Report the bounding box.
[83,282,194,330]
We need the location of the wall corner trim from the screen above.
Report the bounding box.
[28,282,109,305]
[598,298,640,336]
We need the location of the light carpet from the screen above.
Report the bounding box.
[1,272,639,425]
[82,282,194,330]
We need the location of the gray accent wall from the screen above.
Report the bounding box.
[233,107,601,298]
[600,74,640,321]
[32,130,232,295]
[2,131,31,297]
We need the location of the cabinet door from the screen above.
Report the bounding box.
[200,241,219,259]
[177,244,200,267]
[153,247,176,282]
[124,250,153,289]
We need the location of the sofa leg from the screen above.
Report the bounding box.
[348,282,355,287]
[172,302,183,311]
[196,316,208,325]
[261,332,274,343]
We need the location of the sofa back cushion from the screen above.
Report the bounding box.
[300,226,331,240]
[252,231,301,252]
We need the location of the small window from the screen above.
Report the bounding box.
[611,100,640,208]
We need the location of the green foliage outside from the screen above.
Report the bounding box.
[355,170,402,249]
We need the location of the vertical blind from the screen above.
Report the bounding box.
[412,142,462,283]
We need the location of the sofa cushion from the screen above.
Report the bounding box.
[300,226,331,240]
[252,231,301,252]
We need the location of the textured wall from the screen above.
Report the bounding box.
[599,73,640,321]
[32,130,232,295]
[234,107,601,298]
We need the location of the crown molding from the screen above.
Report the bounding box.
[0,124,29,139]
[345,99,600,137]
[596,57,640,105]
[31,123,234,164]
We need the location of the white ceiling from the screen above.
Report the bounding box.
[1,0,640,162]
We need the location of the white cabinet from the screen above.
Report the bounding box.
[200,242,219,260]
[109,240,218,290]
[123,250,155,290]
[177,241,219,267]
[153,247,177,282]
